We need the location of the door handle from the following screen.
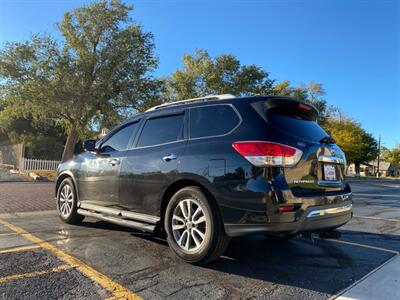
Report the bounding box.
[162,153,177,162]
[109,158,120,166]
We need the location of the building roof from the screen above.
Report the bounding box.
[367,161,393,171]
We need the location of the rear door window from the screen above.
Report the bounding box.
[190,105,240,139]
[137,113,185,147]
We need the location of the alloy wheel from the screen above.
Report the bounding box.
[171,198,207,252]
[58,184,74,218]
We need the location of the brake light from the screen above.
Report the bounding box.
[299,103,313,111]
[232,141,303,167]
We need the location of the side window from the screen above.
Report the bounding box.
[190,105,240,138]
[100,122,139,153]
[137,114,184,147]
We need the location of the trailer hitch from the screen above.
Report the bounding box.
[302,230,341,243]
[318,230,341,239]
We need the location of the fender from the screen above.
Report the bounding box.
[55,170,80,200]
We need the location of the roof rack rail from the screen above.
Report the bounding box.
[146,94,236,112]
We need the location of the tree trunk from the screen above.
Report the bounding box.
[354,162,361,177]
[61,125,79,162]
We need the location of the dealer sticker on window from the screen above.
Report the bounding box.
[323,164,337,181]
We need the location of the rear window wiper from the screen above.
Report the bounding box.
[319,136,336,144]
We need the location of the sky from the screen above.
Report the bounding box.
[0,0,399,148]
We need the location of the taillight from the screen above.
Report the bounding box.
[232,141,303,167]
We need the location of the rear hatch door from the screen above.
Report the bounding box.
[254,98,347,196]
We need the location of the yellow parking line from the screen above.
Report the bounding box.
[0,264,73,283]
[0,219,142,300]
[0,244,40,254]
[0,232,18,237]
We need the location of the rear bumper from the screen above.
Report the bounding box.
[224,201,353,237]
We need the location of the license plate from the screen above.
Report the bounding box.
[323,164,337,181]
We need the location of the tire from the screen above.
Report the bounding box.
[56,178,84,225]
[164,186,230,264]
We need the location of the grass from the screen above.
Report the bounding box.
[29,170,57,182]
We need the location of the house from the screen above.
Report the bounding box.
[90,128,109,140]
[367,161,399,177]
[347,161,399,177]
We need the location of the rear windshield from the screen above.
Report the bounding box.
[268,112,328,142]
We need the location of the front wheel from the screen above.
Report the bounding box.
[164,186,230,264]
[56,178,84,224]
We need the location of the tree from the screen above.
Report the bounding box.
[325,116,378,174]
[271,81,338,126]
[382,144,400,166]
[0,107,66,159]
[271,80,307,100]
[0,0,162,161]
[165,49,274,100]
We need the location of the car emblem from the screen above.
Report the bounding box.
[293,179,315,184]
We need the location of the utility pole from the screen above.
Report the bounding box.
[376,135,381,178]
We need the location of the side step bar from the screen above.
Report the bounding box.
[79,203,160,224]
[77,209,156,233]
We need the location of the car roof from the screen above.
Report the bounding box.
[122,95,303,124]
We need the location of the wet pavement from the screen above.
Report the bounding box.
[0,179,399,299]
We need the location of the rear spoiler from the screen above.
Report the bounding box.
[251,98,319,121]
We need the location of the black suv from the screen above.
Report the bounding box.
[56,95,352,264]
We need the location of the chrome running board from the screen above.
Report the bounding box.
[77,209,156,233]
[78,203,160,225]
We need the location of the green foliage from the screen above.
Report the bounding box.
[324,116,378,164]
[0,0,161,160]
[165,49,274,100]
[382,145,400,166]
[0,107,65,159]
[0,1,380,165]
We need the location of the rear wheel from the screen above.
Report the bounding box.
[56,178,84,224]
[164,186,230,264]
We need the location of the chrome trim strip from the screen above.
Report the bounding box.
[318,155,344,164]
[306,203,353,218]
[131,138,186,151]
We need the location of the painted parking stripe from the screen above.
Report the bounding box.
[0,244,40,254]
[321,238,399,255]
[353,215,400,222]
[0,264,73,283]
[0,219,142,300]
[0,232,18,237]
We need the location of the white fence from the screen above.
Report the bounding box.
[20,158,60,171]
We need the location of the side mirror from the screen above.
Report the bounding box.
[83,139,97,152]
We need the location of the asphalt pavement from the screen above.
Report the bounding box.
[0,179,399,299]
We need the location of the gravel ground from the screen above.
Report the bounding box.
[0,169,31,182]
